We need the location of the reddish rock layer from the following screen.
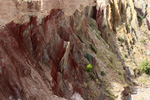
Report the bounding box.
[0,8,93,100]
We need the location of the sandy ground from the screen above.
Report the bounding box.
[131,86,150,100]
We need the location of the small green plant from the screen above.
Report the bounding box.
[118,36,125,47]
[118,36,124,43]
[137,14,143,26]
[100,71,105,76]
[85,64,93,72]
[139,59,150,75]
[137,14,143,21]
[84,53,93,63]
[126,24,130,33]
[130,88,133,94]
[102,24,107,29]
[122,55,126,61]
[140,39,145,44]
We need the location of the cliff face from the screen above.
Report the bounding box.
[0,0,150,100]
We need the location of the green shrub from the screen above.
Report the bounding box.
[100,71,105,76]
[139,59,150,75]
[85,64,93,72]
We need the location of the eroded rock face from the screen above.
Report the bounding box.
[0,0,126,100]
[1,0,150,100]
[0,0,97,99]
[0,9,86,99]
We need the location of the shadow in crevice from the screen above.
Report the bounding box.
[91,6,97,20]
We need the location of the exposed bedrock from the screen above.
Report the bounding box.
[1,0,150,100]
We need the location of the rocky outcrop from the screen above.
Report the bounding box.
[1,0,150,100]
